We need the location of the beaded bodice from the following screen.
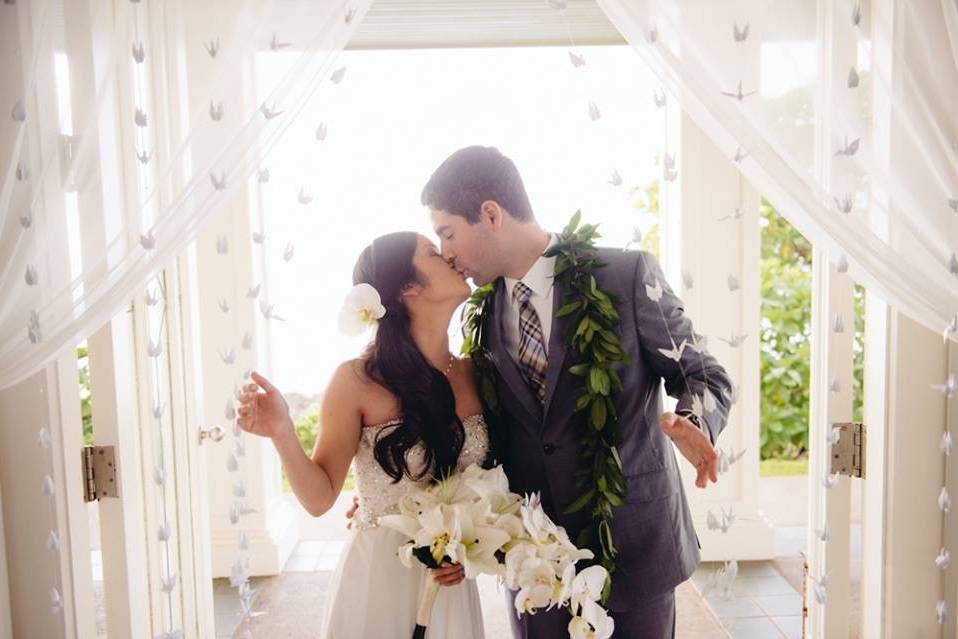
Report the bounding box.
[351,413,489,530]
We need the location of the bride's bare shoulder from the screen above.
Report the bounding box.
[329,358,380,391]
[327,358,398,417]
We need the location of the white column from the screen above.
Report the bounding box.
[805,250,854,637]
[0,362,97,639]
[867,313,951,637]
[672,111,775,561]
[0,479,11,639]
[191,207,299,578]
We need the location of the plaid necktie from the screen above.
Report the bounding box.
[512,281,548,403]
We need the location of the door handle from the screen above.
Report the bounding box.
[198,424,225,444]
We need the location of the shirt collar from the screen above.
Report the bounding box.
[505,232,557,300]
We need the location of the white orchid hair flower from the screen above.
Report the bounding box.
[338,283,387,336]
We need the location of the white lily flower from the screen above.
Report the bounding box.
[459,518,511,578]
[338,283,386,336]
[407,504,464,565]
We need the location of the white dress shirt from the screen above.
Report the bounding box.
[503,233,557,362]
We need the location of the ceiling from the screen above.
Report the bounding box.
[346,0,626,49]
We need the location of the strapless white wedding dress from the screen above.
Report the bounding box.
[319,414,489,639]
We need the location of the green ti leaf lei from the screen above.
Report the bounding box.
[461,210,631,596]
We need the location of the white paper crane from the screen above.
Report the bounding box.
[732,22,749,42]
[27,310,42,344]
[11,99,25,122]
[833,313,845,333]
[210,171,227,190]
[209,101,224,121]
[935,547,951,570]
[37,426,52,449]
[657,339,687,362]
[717,331,748,348]
[720,81,757,101]
[140,231,157,250]
[269,33,290,51]
[588,101,601,121]
[834,136,860,157]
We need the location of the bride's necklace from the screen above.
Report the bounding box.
[441,354,455,377]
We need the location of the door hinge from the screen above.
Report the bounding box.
[82,445,119,502]
[830,422,866,479]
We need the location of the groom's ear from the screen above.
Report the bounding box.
[480,200,505,231]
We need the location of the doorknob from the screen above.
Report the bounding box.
[198,425,225,444]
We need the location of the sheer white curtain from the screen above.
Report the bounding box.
[597,0,958,339]
[0,0,372,391]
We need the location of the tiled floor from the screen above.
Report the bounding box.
[691,560,803,639]
[214,576,269,638]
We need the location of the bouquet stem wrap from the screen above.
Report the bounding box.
[413,568,440,639]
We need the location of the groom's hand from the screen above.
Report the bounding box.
[658,412,719,489]
[345,495,359,530]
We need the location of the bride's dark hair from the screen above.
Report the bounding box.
[352,231,465,483]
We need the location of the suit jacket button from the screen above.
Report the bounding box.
[543,443,557,455]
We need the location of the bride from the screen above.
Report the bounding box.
[237,231,488,638]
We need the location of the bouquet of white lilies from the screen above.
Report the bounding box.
[380,463,614,639]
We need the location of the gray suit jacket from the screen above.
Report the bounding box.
[484,246,733,611]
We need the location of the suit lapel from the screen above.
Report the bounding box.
[488,279,543,428]
[542,274,572,418]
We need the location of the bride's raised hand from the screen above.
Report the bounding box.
[237,371,292,439]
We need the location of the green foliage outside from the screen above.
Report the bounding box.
[760,199,864,462]
[631,180,662,260]
[283,404,354,492]
[78,343,93,446]
[630,184,864,472]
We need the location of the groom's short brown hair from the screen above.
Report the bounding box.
[420,146,534,223]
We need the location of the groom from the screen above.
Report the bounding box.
[422,146,734,638]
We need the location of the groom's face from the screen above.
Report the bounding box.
[430,208,497,286]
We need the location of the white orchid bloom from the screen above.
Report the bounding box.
[556,562,578,608]
[337,283,386,336]
[521,493,560,543]
[512,555,560,615]
[568,599,615,639]
[566,565,609,614]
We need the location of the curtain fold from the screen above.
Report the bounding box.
[0,0,956,392]
[597,0,957,339]
[0,0,373,390]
